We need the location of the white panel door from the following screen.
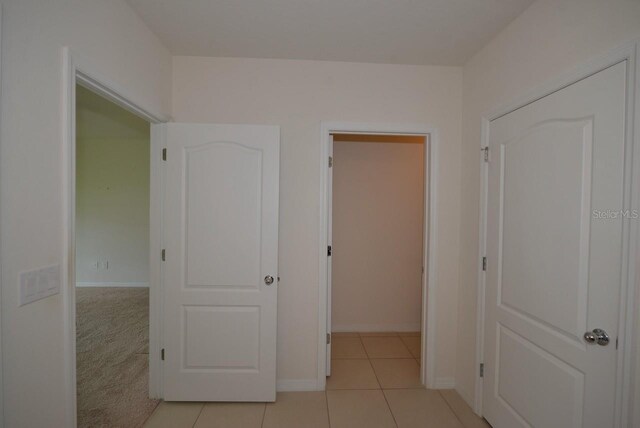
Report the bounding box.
[160,123,279,401]
[483,62,627,428]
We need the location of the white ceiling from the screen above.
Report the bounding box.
[126,0,534,66]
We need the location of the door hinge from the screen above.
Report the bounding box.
[481,147,489,162]
[327,333,331,344]
[480,363,484,378]
[161,348,165,361]
[328,245,332,256]
[162,148,167,161]
[328,156,333,168]
[482,257,487,271]
[161,249,166,261]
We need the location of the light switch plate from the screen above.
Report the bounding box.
[19,264,60,306]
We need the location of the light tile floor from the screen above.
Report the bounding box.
[143,332,490,427]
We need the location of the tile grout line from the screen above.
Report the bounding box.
[358,333,400,338]
[359,335,371,360]
[397,336,413,356]
[325,387,394,391]
[325,389,332,428]
[260,401,267,428]
[331,332,425,428]
[357,335,381,390]
[439,391,467,428]
[326,335,341,428]
[363,334,415,359]
[361,334,398,428]
[140,400,162,426]
[169,332,422,428]
[191,403,205,428]
[380,389,399,428]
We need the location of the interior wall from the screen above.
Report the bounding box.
[172,56,463,387]
[331,139,424,333]
[457,0,640,410]
[0,0,171,426]
[76,86,150,286]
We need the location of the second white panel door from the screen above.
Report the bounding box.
[159,123,280,402]
[483,62,627,428]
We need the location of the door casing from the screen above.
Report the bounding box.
[318,122,441,389]
[61,47,168,427]
[475,39,640,428]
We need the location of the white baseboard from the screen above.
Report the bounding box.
[276,379,322,392]
[332,323,421,333]
[432,377,456,389]
[76,282,149,288]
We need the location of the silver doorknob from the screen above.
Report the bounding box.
[264,275,274,285]
[584,329,609,346]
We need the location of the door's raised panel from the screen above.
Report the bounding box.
[496,325,584,428]
[185,142,262,289]
[498,119,592,342]
[183,305,261,371]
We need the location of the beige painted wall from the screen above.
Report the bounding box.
[0,0,171,425]
[172,56,462,386]
[456,0,640,411]
[76,86,150,285]
[332,140,424,332]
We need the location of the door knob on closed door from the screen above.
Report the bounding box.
[264,275,274,285]
[584,329,609,346]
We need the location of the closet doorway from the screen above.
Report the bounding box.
[319,123,439,390]
[330,133,425,389]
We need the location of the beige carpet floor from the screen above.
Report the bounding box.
[76,287,159,428]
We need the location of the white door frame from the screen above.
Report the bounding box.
[0,5,5,426]
[318,121,440,389]
[474,39,640,428]
[61,47,169,427]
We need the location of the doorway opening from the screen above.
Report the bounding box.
[74,85,158,427]
[328,133,425,388]
[318,122,439,390]
[62,48,168,427]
